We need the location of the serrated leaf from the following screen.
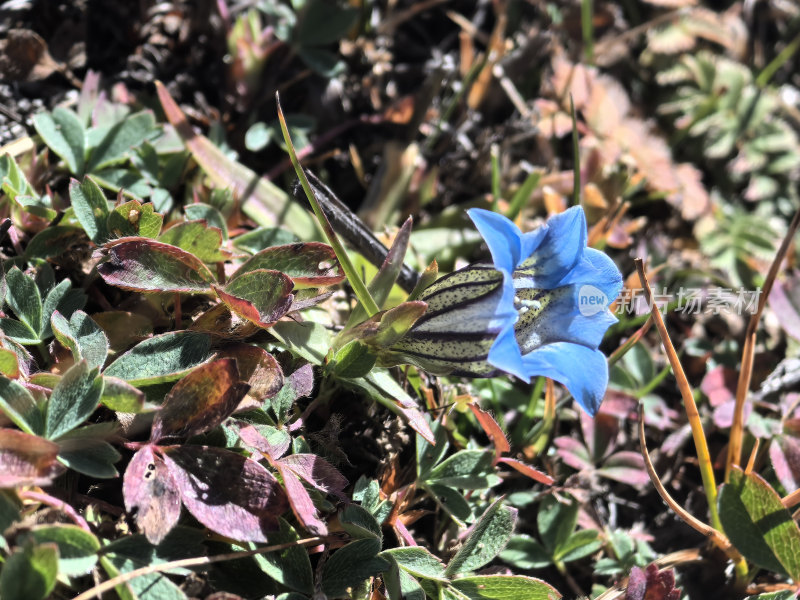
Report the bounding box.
[107,200,163,238]
[450,575,561,600]
[164,445,288,542]
[215,269,294,327]
[45,361,103,439]
[104,331,213,385]
[30,524,100,576]
[321,538,391,598]
[51,310,109,370]
[158,220,230,262]
[445,500,517,576]
[98,238,216,293]
[33,107,86,174]
[152,358,249,441]
[381,547,447,581]
[69,176,110,243]
[719,466,800,580]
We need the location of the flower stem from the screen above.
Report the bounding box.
[634,259,722,534]
[276,94,380,317]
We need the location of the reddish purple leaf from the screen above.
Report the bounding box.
[279,454,348,499]
[496,457,554,485]
[600,451,650,487]
[0,429,61,488]
[625,564,680,600]
[214,269,294,328]
[152,358,250,442]
[216,344,284,402]
[701,365,737,407]
[770,436,800,493]
[554,437,594,471]
[236,423,290,459]
[163,445,288,542]
[230,243,344,288]
[275,461,328,535]
[98,237,217,293]
[282,363,315,403]
[123,444,181,545]
[769,278,800,343]
[581,410,617,462]
[468,405,510,459]
[713,399,752,430]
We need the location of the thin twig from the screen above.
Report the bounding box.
[727,206,800,480]
[634,258,723,534]
[73,536,330,600]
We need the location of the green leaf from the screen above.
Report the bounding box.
[87,110,157,172]
[251,517,313,594]
[215,269,294,327]
[381,547,447,581]
[427,483,473,525]
[104,331,213,385]
[553,529,601,563]
[427,450,499,489]
[340,504,382,540]
[91,167,152,199]
[384,564,427,600]
[329,340,376,379]
[294,0,359,46]
[158,220,229,263]
[0,348,20,378]
[270,319,331,365]
[719,466,800,580]
[51,310,109,370]
[98,238,216,293]
[537,495,578,554]
[233,227,298,254]
[499,535,552,570]
[24,226,87,261]
[30,524,100,576]
[230,242,343,288]
[100,376,146,413]
[417,418,450,479]
[107,199,164,238]
[5,267,42,335]
[321,539,391,598]
[33,107,86,174]
[56,424,121,478]
[0,542,59,600]
[0,375,44,435]
[69,176,110,243]
[451,575,562,600]
[0,318,40,345]
[445,500,517,576]
[185,202,228,239]
[45,360,103,439]
[744,592,797,600]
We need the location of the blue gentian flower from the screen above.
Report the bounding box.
[391,207,622,416]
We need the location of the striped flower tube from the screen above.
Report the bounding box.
[390,207,622,416]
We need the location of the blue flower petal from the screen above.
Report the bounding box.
[520,343,609,416]
[467,209,524,273]
[517,207,586,287]
[515,285,618,353]
[559,248,623,300]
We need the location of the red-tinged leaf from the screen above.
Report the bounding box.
[496,457,554,485]
[98,237,216,293]
[0,429,61,487]
[231,243,344,288]
[163,445,288,542]
[189,303,261,340]
[769,278,800,343]
[625,564,681,600]
[152,358,249,441]
[123,445,181,545]
[216,344,284,402]
[214,269,294,328]
[396,402,435,445]
[279,454,348,499]
[701,365,738,407]
[468,405,510,459]
[771,436,800,493]
[236,423,291,459]
[554,437,594,471]
[600,451,650,487]
[275,461,328,535]
[154,82,316,239]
